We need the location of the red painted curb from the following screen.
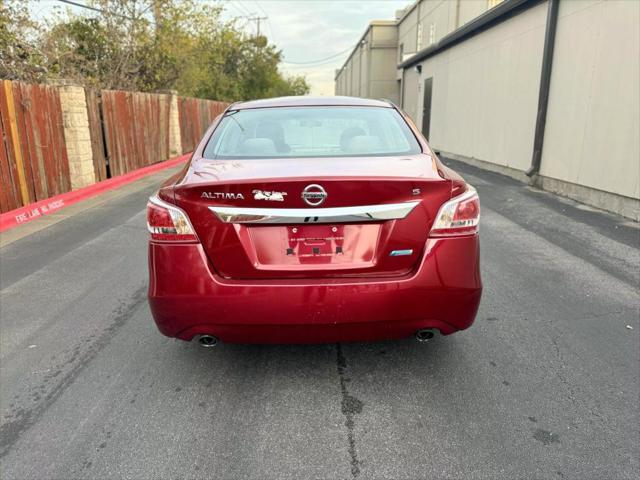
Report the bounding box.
[0,154,191,233]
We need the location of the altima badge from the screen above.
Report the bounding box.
[253,190,287,201]
[301,184,327,206]
[201,192,244,200]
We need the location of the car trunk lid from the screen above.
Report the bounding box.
[174,155,452,279]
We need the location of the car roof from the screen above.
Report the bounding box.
[230,96,393,110]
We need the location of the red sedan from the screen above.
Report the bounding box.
[147,96,482,346]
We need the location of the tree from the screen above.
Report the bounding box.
[0,0,46,81]
[16,0,310,100]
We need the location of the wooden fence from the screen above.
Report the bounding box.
[0,79,229,214]
[85,89,108,182]
[178,97,228,153]
[100,90,172,177]
[0,81,71,212]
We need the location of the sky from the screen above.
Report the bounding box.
[222,0,411,95]
[30,0,412,95]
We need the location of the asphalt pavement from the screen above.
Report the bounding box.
[1,160,638,480]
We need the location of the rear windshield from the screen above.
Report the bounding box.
[202,106,421,159]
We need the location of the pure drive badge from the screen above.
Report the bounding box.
[253,190,287,201]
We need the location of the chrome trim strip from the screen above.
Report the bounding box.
[209,201,420,224]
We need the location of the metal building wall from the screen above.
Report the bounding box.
[370,24,401,103]
[457,1,489,27]
[334,23,398,101]
[401,0,639,218]
[406,2,547,172]
[540,0,640,201]
[397,0,492,61]
[398,5,419,57]
[370,48,401,104]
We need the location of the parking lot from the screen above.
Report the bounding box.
[1,159,638,480]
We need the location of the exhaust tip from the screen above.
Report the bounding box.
[197,335,218,348]
[415,329,436,342]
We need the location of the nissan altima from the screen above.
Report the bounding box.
[147,96,482,346]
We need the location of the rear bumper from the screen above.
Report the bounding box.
[148,236,482,343]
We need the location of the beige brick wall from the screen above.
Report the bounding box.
[58,85,95,190]
[165,90,182,156]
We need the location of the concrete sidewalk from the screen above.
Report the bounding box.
[0,165,185,248]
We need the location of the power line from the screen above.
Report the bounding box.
[251,0,268,17]
[234,1,270,38]
[282,45,355,65]
[247,16,268,36]
[225,2,249,19]
[56,0,102,14]
[252,0,276,42]
[55,0,136,20]
[223,1,263,38]
[232,1,254,17]
[219,3,275,45]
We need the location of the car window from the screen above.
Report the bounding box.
[203,106,421,159]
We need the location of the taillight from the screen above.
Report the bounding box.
[146,195,198,242]
[429,185,480,237]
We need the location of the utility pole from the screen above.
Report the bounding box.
[152,0,163,34]
[152,0,162,23]
[247,16,268,36]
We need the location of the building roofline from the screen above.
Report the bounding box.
[398,0,543,70]
[370,20,397,26]
[395,0,419,25]
[335,20,398,80]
